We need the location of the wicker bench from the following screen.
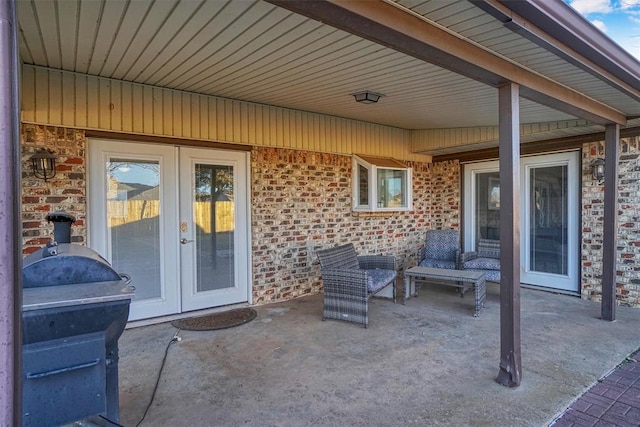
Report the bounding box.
[316,243,397,328]
[403,266,486,317]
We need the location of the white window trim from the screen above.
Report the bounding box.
[352,155,413,212]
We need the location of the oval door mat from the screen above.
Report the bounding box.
[172,308,257,331]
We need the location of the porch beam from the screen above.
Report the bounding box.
[0,0,21,424]
[266,0,627,126]
[601,124,620,321]
[496,83,522,387]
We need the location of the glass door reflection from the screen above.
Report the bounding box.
[194,164,235,292]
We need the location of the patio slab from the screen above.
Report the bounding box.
[116,283,640,426]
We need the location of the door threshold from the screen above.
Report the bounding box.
[126,302,251,329]
[521,283,580,296]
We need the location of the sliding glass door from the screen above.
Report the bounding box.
[463,152,579,292]
[521,153,578,291]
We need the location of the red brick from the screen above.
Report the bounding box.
[63,157,84,164]
[45,196,69,204]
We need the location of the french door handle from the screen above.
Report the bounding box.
[180,238,194,244]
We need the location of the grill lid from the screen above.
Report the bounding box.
[23,243,123,288]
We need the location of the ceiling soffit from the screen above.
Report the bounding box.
[17,0,514,129]
[17,0,640,142]
[266,0,626,125]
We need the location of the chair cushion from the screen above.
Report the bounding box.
[463,257,500,271]
[365,269,396,294]
[419,258,457,269]
[424,230,459,261]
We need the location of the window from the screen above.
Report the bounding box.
[353,155,412,212]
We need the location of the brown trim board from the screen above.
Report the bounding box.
[85,130,253,152]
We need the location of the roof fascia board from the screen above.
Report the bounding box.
[472,0,640,103]
[503,0,640,90]
[266,0,626,126]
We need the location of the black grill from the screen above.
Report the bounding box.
[21,211,134,426]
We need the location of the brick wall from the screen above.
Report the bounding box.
[19,123,640,309]
[429,160,460,229]
[21,124,87,255]
[582,136,640,307]
[250,147,460,304]
[19,124,464,306]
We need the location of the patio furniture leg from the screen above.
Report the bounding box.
[393,278,397,304]
[403,275,417,304]
[474,277,487,317]
[403,275,409,304]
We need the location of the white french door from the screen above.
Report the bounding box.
[463,152,579,292]
[179,147,249,312]
[88,140,250,321]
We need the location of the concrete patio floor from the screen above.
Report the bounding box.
[116,282,640,427]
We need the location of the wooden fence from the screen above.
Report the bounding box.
[108,200,234,233]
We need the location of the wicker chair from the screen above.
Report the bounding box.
[460,238,501,282]
[417,229,460,270]
[316,243,397,328]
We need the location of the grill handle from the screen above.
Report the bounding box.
[25,359,100,379]
[119,273,132,285]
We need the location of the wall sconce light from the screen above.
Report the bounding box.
[30,149,58,181]
[591,158,605,182]
[353,91,384,104]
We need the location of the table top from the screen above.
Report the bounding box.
[405,266,486,281]
[23,280,134,312]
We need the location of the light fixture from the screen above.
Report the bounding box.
[353,91,383,104]
[591,158,605,182]
[30,148,58,181]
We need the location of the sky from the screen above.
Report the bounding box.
[565,0,640,59]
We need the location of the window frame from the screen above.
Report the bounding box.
[352,155,413,212]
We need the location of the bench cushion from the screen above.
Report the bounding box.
[365,269,397,294]
[463,257,501,271]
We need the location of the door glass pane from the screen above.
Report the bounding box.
[194,164,235,292]
[107,160,161,300]
[475,172,501,240]
[529,165,568,275]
